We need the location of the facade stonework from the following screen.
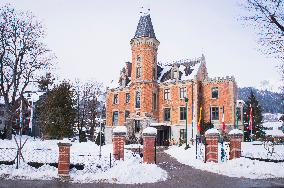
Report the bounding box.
[105,13,241,145]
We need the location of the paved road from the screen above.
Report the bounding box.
[1,148,284,188]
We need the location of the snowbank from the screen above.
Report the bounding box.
[228,129,243,135]
[205,128,220,135]
[166,145,284,179]
[143,127,157,135]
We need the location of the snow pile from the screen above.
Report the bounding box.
[71,152,167,184]
[0,136,167,184]
[205,128,220,135]
[0,163,57,180]
[143,127,157,135]
[166,145,284,179]
[113,126,127,134]
[228,129,243,135]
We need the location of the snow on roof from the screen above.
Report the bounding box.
[228,129,243,135]
[113,126,127,134]
[205,128,220,135]
[262,121,283,128]
[265,129,284,137]
[263,121,284,137]
[157,58,202,83]
[143,127,157,135]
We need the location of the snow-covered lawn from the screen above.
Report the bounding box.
[242,142,284,160]
[0,136,167,184]
[166,144,284,179]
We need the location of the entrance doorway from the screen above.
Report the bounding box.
[154,126,170,146]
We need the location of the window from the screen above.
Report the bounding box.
[125,93,130,104]
[136,55,142,62]
[113,94,118,104]
[135,91,141,108]
[153,92,157,111]
[125,110,130,121]
[180,107,187,120]
[136,65,141,79]
[0,120,2,125]
[152,67,156,80]
[211,107,219,121]
[112,111,118,126]
[0,110,4,116]
[164,88,170,100]
[135,120,140,133]
[173,70,178,79]
[164,108,171,121]
[136,56,142,79]
[179,87,186,99]
[180,129,185,141]
[211,87,218,99]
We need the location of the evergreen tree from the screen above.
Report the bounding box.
[37,81,76,139]
[243,90,265,141]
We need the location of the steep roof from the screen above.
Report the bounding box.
[157,57,204,83]
[134,14,156,39]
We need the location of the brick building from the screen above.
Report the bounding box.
[105,12,241,145]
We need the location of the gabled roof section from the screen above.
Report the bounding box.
[157,56,205,83]
[134,14,156,39]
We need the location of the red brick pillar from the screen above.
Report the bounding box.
[229,129,243,160]
[205,129,220,163]
[142,127,157,164]
[57,142,72,177]
[112,126,127,160]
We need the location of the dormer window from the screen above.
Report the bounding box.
[172,67,179,80]
[211,87,219,99]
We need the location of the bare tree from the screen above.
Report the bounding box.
[242,0,284,60]
[75,80,104,142]
[0,4,54,139]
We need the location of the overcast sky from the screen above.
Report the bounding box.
[1,0,282,90]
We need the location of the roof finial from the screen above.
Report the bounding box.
[140,5,150,16]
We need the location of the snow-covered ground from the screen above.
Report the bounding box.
[242,142,284,160]
[166,144,284,179]
[0,136,167,184]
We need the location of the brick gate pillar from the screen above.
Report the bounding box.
[112,126,127,160]
[229,129,243,160]
[205,129,220,163]
[57,142,72,177]
[142,127,157,164]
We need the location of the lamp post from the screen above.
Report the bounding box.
[185,97,189,147]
